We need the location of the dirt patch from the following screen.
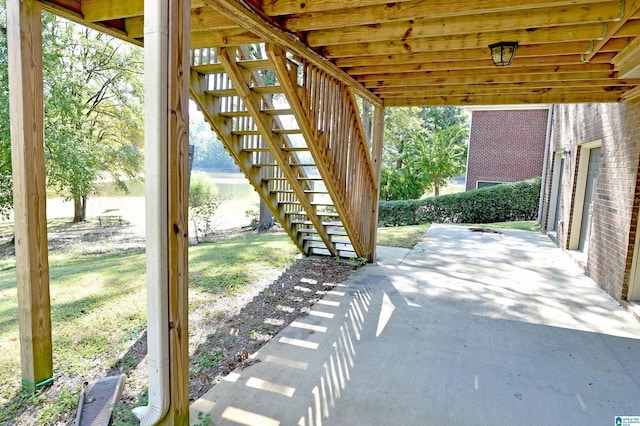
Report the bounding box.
[187,256,356,400]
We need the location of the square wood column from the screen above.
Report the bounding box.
[6,0,53,392]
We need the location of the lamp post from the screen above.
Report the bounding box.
[489,42,519,66]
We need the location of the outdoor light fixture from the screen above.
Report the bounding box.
[489,42,519,66]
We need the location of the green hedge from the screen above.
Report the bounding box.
[378,177,541,227]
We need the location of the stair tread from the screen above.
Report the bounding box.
[298,228,348,236]
[241,146,308,152]
[220,108,292,118]
[262,177,322,181]
[271,189,327,194]
[291,220,343,226]
[232,129,302,136]
[303,236,351,243]
[285,211,339,217]
[191,59,272,74]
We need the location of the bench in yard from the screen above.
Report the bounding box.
[97,215,123,227]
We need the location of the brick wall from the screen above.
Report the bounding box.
[465,109,549,191]
[540,103,640,301]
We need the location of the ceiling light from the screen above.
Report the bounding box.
[489,42,519,67]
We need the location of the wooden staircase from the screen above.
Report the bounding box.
[189,44,379,260]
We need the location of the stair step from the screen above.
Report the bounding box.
[280,200,335,207]
[309,247,357,258]
[209,86,283,97]
[298,228,348,236]
[274,129,302,135]
[206,88,237,97]
[191,59,272,74]
[303,236,351,244]
[220,108,293,118]
[291,220,344,226]
[286,211,339,217]
[232,129,302,136]
[253,86,284,95]
[271,189,328,194]
[241,146,309,153]
[262,176,322,181]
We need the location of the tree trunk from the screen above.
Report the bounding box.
[73,195,87,222]
[257,200,274,232]
[81,195,87,221]
[434,177,441,197]
[396,140,404,169]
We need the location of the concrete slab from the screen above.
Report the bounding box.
[191,224,640,425]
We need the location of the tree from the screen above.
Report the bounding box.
[380,106,468,200]
[42,16,144,221]
[380,107,427,200]
[189,112,237,172]
[189,175,224,243]
[405,127,468,197]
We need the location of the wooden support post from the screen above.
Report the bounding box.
[6,0,53,392]
[369,105,385,262]
[163,0,190,423]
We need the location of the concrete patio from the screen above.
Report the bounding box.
[190,224,640,425]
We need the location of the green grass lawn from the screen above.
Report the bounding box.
[375,221,539,249]
[376,224,430,248]
[0,232,298,424]
[464,220,540,231]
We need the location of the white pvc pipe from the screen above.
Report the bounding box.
[132,1,170,424]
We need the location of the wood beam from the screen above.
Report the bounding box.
[584,0,640,61]
[81,0,207,22]
[263,0,415,15]
[81,0,144,22]
[125,7,239,39]
[377,85,633,98]
[383,92,621,106]
[190,28,263,48]
[306,2,620,47]
[363,71,626,88]
[205,0,382,106]
[356,64,614,82]
[281,0,608,32]
[368,105,384,262]
[332,39,629,67]
[346,53,617,75]
[164,0,190,423]
[6,0,53,392]
[372,79,640,95]
[323,23,611,58]
[264,0,606,17]
[614,34,640,77]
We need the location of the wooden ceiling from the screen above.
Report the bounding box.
[41,0,640,106]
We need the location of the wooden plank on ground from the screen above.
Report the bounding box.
[75,375,126,426]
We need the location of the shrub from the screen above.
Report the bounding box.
[189,175,224,242]
[378,177,541,227]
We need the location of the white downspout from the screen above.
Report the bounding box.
[132,0,170,424]
[537,104,554,226]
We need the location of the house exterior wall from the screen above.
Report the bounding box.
[465,109,549,191]
[540,103,640,301]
